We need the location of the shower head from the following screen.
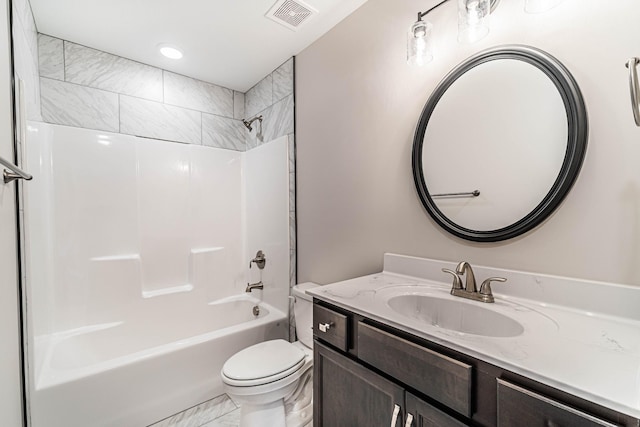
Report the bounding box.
[242,115,263,132]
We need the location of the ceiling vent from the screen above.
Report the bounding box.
[266,0,317,31]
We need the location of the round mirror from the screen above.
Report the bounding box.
[412,45,588,242]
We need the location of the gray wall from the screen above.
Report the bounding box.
[296,0,640,286]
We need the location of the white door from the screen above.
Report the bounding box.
[0,0,25,424]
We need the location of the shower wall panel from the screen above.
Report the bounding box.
[25,123,246,335]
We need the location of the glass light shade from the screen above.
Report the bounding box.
[525,0,564,13]
[407,20,434,66]
[458,0,490,44]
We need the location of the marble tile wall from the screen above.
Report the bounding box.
[41,78,119,132]
[37,34,246,151]
[13,0,42,122]
[244,58,295,151]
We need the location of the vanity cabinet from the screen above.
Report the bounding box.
[313,301,640,427]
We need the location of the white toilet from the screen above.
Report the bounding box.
[221,282,318,427]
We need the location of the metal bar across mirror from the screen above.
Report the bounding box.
[412,45,588,242]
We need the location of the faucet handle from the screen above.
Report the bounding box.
[479,277,507,297]
[249,250,266,269]
[442,268,463,291]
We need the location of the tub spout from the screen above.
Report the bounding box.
[246,281,263,292]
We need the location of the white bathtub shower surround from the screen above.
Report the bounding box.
[24,122,292,426]
[33,295,286,427]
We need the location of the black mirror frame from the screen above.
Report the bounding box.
[412,45,588,242]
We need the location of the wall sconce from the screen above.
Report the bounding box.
[407,0,565,65]
[407,19,434,66]
[457,0,491,44]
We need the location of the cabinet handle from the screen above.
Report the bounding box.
[318,322,333,332]
[404,413,414,427]
[390,404,400,427]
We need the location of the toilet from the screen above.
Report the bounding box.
[221,282,318,427]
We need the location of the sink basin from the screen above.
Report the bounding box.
[387,294,524,337]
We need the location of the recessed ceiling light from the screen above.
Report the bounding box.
[158,44,183,60]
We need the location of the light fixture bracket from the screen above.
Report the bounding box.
[418,0,499,20]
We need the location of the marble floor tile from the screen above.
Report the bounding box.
[201,408,240,427]
[148,394,237,427]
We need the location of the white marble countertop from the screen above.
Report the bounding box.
[307,253,640,419]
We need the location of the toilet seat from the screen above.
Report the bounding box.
[222,339,306,387]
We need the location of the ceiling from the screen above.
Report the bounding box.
[29,0,369,92]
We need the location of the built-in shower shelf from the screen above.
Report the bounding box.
[190,247,224,254]
[90,254,141,261]
[142,284,194,299]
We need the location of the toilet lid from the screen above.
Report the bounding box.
[222,339,305,382]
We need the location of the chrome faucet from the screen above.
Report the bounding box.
[245,281,264,293]
[456,261,477,293]
[442,261,506,303]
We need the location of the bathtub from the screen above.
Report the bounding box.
[30,295,287,427]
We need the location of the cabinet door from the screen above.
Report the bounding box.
[315,341,404,427]
[405,393,468,427]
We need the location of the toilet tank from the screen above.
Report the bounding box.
[291,282,319,348]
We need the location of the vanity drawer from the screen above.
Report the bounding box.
[313,304,348,352]
[358,322,472,418]
[497,379,620,427]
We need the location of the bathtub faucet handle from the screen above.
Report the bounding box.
[249,250,266,270]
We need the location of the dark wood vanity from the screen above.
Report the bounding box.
[313,300,640,427]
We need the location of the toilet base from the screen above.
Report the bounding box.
[239,399,285,427]
[285,368,313,427]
